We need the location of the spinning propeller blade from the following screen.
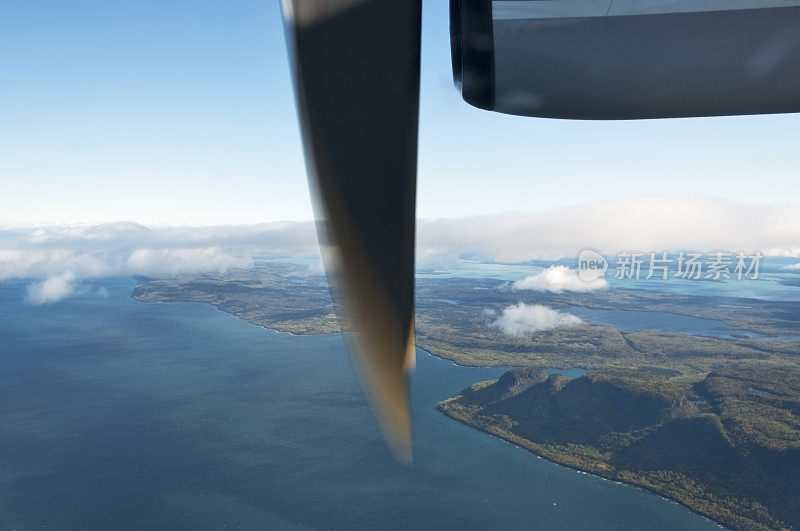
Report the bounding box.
[282,0,422,462]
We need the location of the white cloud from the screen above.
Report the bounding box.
[417,196,800,261]
[0,221,319,302]
[126,247,246,275]
[26,272,76,305]
[3,195,800,303]
[0,221,319,280]
[513,265,607,293]
[489,303,582,336]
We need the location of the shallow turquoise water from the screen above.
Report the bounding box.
[0,278,721,529]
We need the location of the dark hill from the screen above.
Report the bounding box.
[439,366,800,530]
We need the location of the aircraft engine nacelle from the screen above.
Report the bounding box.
[451,0,800,119]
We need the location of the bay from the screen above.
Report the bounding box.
[0,279,720,529]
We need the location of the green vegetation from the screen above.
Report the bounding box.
[133,264,341,335]
[440,364,800,530]
[135,266,800,376]
[134,263,800,530]
[417,312,800,373]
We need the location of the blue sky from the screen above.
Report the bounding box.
[1,1,799,225]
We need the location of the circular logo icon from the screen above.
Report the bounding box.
[577,249,608,282]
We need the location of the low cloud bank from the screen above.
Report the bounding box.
[0,221,318,304]
[417,196,800,266]
[512,265,607,293]
[3,196,800,303]
[489,303,583,336]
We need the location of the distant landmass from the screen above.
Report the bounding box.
[781,277,800,288]
[133,263,800,530]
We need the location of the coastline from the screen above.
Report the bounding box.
[130,293,340,337]
[133,293,733,528]
[438,398,758,531]
[130,277,797,530]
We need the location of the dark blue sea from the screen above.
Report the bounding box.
[0,278,721,529]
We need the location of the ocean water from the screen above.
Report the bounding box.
[0,278,721,530]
